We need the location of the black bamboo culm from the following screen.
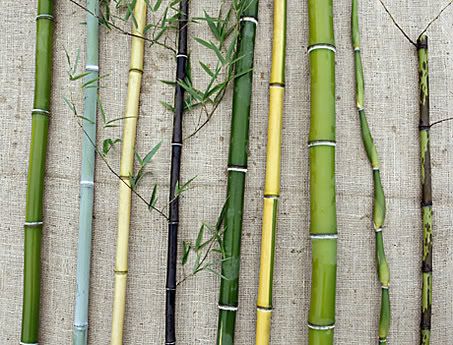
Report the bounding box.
[417,34,433,345]
[165,0,189,344]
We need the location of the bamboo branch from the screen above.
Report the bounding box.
[352,1,391,343]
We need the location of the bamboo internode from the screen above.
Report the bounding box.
[352,1,391,343]
[216,0,259,343]
[166,1,189,343]
[21,0,54,343]
[111,2,147,344]
[417,34,432,345]
[307,0,337,344]
[255,0,286,343]
[72,0,99,344]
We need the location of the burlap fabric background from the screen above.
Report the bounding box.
[1,0,453,343]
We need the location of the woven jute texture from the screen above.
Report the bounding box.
[1,0,453,343]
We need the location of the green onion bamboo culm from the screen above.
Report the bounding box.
[166,0,189,343]
[216,0,259,343]
[21,1,54,344]
[72,0,100,344]
[307,0,337,344]
[417,34,432,345]
[352,0,391,343]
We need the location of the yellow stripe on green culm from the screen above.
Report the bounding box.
[417,34,433,345]
[21,0,54,343]
[352,0,391,343]
[307,0,337,344]
[255,0,286,343]
[110,1,147,344]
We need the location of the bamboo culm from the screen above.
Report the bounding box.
[21,1,54,343]
[255,0,286,343]
[72,0,100,344]
[352,0,391,343]
[165,0,189,343]
[216,0,259,343]
[110,2,147,344]
[307,0,337,344]
[417,34,432,345]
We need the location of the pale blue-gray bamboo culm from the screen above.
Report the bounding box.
[73,0,99,344]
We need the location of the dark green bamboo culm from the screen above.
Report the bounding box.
[417,34,432,345]
[216,0,259,343]
[72,0,100,343]
[306,0,337,344]
[166,0,189,343]
[21,0,54,343]
[352,0,391,343]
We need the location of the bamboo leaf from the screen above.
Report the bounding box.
[70,72,90,81]
[160,101,175,112]
[160,79,176,86]
[182,241,191,265]
[102,138,121,156]
[98,95,107,125]
[175,175,197,196]
[135,152,144,166]
[142,141,162,166]
[199,61,215,78]
[195,224,205,251]
[149,184,158,209]
[153,0,163,11]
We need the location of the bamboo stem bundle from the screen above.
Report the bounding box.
[352,0,391,343]
[417,34,432,345]
[255,0,286,343]
[216,0,259,343]
[21,1,54,343]
[165,0,189,343]
[306,0,337,344]
[72,0,100,344]
[110,2,147,344]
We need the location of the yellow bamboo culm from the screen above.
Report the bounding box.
[255,0,286,343]
[111,1,147,344]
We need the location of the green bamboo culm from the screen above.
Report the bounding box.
[21,0,54,343]
[72,0,100,344]
[307,0,337,343]
[352,0,391,343]
[417,34,432,345]
[216,0,259,343]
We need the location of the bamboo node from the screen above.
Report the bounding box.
[24,221,43,227]
[375,227,383,233]
[74,323,88,329]
[218,304,238,312]
[379,338,387,343]
[310,233,337,240]
[269,83,285,89]
[257,306,273,312]
[165,342,176,345]
[80,180,94,186]
[263,195,279,199]
[308,140,336,148]
[176,54,188,59]
[32,108,50,116]
[171,142,183,146]
[85,64,99,72]
[307,44,336,54]
[240,16,258,25]
[20,343,39,345]
[36,13,54,21]
[372,167,380,171]
[129,67,144,74]
[307,322,335,331]
[354,47,361,52]
[227,166,248,173]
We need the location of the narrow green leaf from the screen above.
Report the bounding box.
[142,141,162,166]
[195,224,205,251]
[182,241,191,265]
[149,184,158,209]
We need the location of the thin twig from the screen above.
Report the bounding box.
[430,117,453,128]
[76,118,169,220]
[67,0,177,53]
[419,0,453,38]
[377,0,417,46]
